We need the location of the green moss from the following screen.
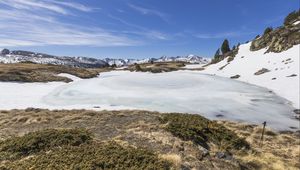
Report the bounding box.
[160,113,250,151]
[0,129,171,170]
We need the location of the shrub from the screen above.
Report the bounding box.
[160,113,249,151]
[0,129,92,160]
[284,10,300,25]
[3,142,171,170]
[0,129,171,169]
[263,27,273,35]
[135,64,142,71]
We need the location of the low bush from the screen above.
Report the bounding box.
[0,129,171,170]
[263,27,273,35]
[160,113,249,151]
[0,129,92,160]
[284,10,300,25]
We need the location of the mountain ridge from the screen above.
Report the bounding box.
[0,49,209,68]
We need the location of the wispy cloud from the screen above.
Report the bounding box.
[128,3,169,23]
[107,14,169,40]
[0,0,93,15]
[50,1,95,12]
[0,0,139,47]
[195,31,255,39]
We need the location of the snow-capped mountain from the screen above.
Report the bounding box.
[156,54,210,63]
[104,55,209,66]
[0,50,109,68]
[0,49,209,67]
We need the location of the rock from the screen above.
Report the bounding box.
[272,77,277,80]
[216,114,224,118]
[181,163,192,170]
[293,109,300,115]
[230,75,240,79]
[198,146,209,158]
[287,74,297,77]
[215,152,233,160]
[254,68,270,75]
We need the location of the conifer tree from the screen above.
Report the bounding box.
[221,39,230,54]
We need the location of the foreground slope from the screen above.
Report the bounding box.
[0,109,299,169]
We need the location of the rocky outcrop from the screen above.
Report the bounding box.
[230,75,240,79]
[250,20,300,53]
[254,68,270,75]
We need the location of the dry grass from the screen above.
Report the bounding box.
[0,109,253,169]
[219,121,300,170]
[127,62,186,73]
[159,153,182,168]
[1,109,298,169]
[0,63,103,82]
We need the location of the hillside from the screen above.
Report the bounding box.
[203,43,299,108]
[202,14,300,109]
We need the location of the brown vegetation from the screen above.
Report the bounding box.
[0,109,298,169]
[127,62,186,73]
[0,63,106,83]
[220,121,300,170]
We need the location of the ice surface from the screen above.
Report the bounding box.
[0,71,296,130]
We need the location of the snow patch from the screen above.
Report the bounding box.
[293,20,300,25]
[57,73,82,82]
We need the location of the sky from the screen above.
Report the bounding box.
[0,0,298,59]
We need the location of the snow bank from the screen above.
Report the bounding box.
[203,43,300,108]
[57,73,82,81]
[184,64,206,69]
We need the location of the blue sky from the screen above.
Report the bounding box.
[0,0,298,59]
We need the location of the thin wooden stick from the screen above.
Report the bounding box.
[260,121,266,147]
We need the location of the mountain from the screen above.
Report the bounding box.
[0,50,109,68]
[156,54,209,63]
[0,49,209,68]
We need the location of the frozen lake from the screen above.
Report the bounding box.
[0,71,298,130]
